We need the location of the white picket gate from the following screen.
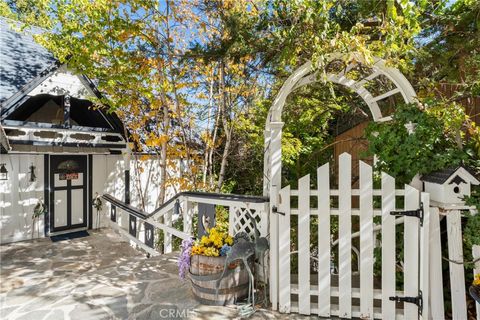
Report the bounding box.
[270,153,430,319]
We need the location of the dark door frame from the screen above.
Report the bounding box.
[49,154,88,233]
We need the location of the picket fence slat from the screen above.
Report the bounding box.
[381,172,396,319]
[317,163,331,317]
[359,161,374,320]
[338,153,352,318]
[278,186,291,313]
[447,210,468,320]
[404,184,420,319]
[473,245,480,320]
[298,174,311,315]
[429,206,445,320]
[420,193,431,320]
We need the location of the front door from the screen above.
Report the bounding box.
[49,155,87,233]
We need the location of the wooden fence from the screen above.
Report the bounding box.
[270,153,431,319]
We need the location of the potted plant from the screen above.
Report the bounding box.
[470,273,480,304]
[178,226,251,305]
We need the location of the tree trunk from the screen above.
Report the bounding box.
[158,105,169,205]
[203,66,216,186]
[208,98,221,187]
[216,61,232,193]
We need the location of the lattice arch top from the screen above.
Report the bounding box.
[263,52,417,196]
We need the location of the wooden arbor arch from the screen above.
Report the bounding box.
[264,54,417,198]
[264,53,418,308]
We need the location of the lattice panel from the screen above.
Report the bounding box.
[230,206,266,237]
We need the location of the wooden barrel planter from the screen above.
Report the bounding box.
[189,255,252,306]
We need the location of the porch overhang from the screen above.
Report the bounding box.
[2,124,126,153]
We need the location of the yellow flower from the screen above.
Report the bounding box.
[191,245,205,256]
[474,274,480,286]
[203,247,219,257]
[200,235,211,246]
[225,236,233,246]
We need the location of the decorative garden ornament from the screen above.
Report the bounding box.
[470,284,480,304]
[215,238,255,312]
[28,163,36,182]
[244,210,269,307]
[32,198,46,238]
[0,163,8,180]
[92,193,103,229]
[215,210,269,314]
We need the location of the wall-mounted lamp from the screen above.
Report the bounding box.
[0,163,8,180]
[29,163,36,182]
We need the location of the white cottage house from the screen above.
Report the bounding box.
[0,18,142,243]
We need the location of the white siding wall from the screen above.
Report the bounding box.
[0,154,45,243]
[1,153,167,244]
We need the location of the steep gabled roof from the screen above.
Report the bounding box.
[0,17,126,140]
[0,18,57,103]
[421,166,479,185]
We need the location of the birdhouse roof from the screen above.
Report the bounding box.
[421,166,480,185]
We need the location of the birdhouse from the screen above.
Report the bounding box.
[421,166,480,206]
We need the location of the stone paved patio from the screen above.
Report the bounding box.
[0,229,316,320]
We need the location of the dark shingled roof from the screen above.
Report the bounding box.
[0,18,57,103]
[421,166,478,184]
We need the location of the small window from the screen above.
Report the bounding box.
[57,160,81,173]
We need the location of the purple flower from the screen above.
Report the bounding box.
[178,238,194,280]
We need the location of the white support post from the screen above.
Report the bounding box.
[228,205,236,235]
[182,199,193,236]
[473,245,480,320]
[447,210,467,320]
[278,186,291,313]
[429,207,445,320]
[164,209,172,254]
[269,121,283,310]
[263,129,271,197]
[269,185,279,311]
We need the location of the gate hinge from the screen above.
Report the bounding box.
[389,290,423,315]
[272,206,285,216]
[390,202,424,226]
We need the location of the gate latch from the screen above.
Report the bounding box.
[389,291,423,315]
[390,202,424,226]
[272,206,285,216]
